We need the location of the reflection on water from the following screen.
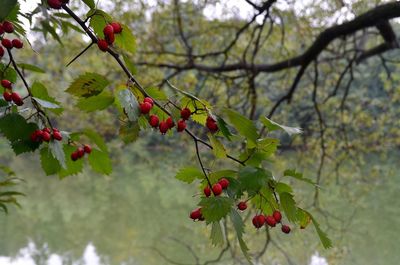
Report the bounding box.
[0,242,100,265]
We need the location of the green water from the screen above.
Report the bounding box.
[0,138,399,265]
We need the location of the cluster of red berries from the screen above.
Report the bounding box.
[31,128,62,143]
[47,0,69,9]
[71,144,92,161]
[0,21,23,58]
[2,79,23,106]
[252,210,291,234]
[97,22,123,52]
[203,178,229,197]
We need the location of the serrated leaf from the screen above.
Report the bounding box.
[58,145,84,178]
[115,24,136,54]
[238,166,271,195]
[88,9,112,36]
[32,97,61,109]
[217,116,233,141]
[119,121,139,144]
[31,82,63,115]
[199,197,233,222]
[17,63,45,73]
[66,72,109,98]
[230,210,253,264]
[257,138,279,156]
[275,182,293,194]
[88,149,112,175]
[76,91,114,112]
[0,113,40,155]
[210,222,224,246]
[0,63,17,83]
[40,147,61,176]
[260,117,302,136]
[284,169,316,185]
[145,87,168,101]
[82,0,95,8]
[175,167,203,184]
[49,140,66,169]
[0,0,17,21]
[208,133,226,159]
[296,208,312,229]
[306,210,333,249]
[82,129,108,152]
[118,89,139,122]
[224,108,259,148]
[279,192,297,222]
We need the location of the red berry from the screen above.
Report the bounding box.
[139,102,152,114]
[180,107,191,120]
[42,128,51,134]
[0,47,4,57]
[189,208,202,220]
[2,21,14,33]
[31,130,43,142]
[265,216,277,227]
[143,97,154,106]
[212,183,223,196]
[218,178,229,189]
[252,215,265,228]
[281,225,291,234]
[11,92,23,106]
[110,22,122,33]
[77,147,85,158]
[103,25,114,36]
[71,151,79,161]
[47,0,62,9]
[42,131,51,142]
[84,144,92,154]
[206,116,219,133]
[2,38,13,49]
[97,39,108,52]
[1,80,12,89]
[53,131,62,141]
[237,201,247,211]
[203,186,211,197]
[159,121,169,134]
[273,210,282,223]
[149,114,159,128]
[0,24,4,35]
[3,92,12,101]
[177,119,186,132]
[12,39,23,49]
[166,117,175,129]
[105,32,115,45]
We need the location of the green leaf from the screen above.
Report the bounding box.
[257,138,279,156]
[66,72,109,98]
[49,140,66,169]
[0,0,17,21]
[199,197,233,222]
[306,210,333,249]
[237,166,271,195]
[31,81,63,115]
[175,167,203,184]
[210,222,224,246]
[32,97,61,109]
[224,108,259,148]
[82,129,108,152]
[40,147,61,176]
[279,192,297,222]
[58,145,84,178]
[284,169,316,185]
[260,117,302,136]
[0,114,40,155]
[217,116,233,141]
[76,91,114,112]
[119,121,140,144]
[0,63,17,83]
[296,207,312,229]
[82,0,95,8]
[88,149,112,175]
[118,89,139,122]
[208,133,226,159]
[88,10,112,37]
[229,210,253,264]
[145,87,168,101]
[275,182,293,194]
[209,170,237,184]
[115,24,136,54]
[17,63,45,73]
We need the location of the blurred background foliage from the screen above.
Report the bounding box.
[0,0,400,264]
